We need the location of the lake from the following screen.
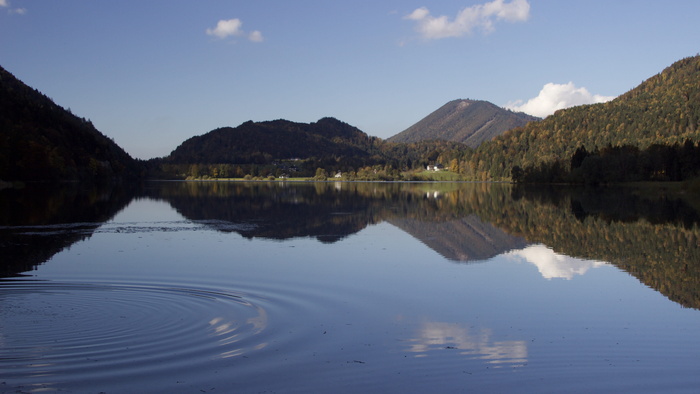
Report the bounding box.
[2,181,700,393]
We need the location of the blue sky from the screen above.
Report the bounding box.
[2,1,699,159]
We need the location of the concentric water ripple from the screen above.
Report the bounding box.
[0,279,283,390]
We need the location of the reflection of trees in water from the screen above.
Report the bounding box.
[5,182,513,277]
[485,185,700,310]
[143,182,529,261]
[4,181,700,311]
[142,182,384,243]
[0,184,136,276]
[513,184,700,228]
[141,182,495,242]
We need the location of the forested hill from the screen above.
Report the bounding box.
[162,117,382,164]
[388,99,539,147]
[0,65,141,182]
[471,55,700,180]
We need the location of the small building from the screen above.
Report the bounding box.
[426,164,444,171]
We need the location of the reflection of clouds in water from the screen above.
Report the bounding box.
[209,307,269,359]
[407,322,527,366]
[507,244,608,280]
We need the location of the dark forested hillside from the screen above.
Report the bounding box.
[152,117,474,179]
[468,55,700,181]
[388,99,539,147]
[164,117,380,164]
[0,65,141,182]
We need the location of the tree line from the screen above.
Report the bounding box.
[511,139,700,184]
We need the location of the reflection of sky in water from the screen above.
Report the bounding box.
[5,186,700,393]
[407,321,527,366]
[109,198,181,222]
[506,244,608,280]
[211,307,269,359]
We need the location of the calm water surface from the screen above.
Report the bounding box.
[2,182,700,393]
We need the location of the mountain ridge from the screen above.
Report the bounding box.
[163,116,381,164]
[0,65,141,182]
[388,99,539,147]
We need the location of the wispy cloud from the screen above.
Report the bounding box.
[404,0,530,40]
[506,82,616,118]
[1,0,26,14]
[206,18,263,42]
[248,30,264,43]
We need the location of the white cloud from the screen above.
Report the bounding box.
[506,244,608,280]
[206,18,244,39]
[206,18,263,42]
[506,82,616,118]
[248,30,264,42]
[0,0,8,7]
[404,0,530,40]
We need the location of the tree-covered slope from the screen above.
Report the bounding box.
[388,99,539,148]
[163,117,382,164]
[0,65,141,182]
[471,55,700,179]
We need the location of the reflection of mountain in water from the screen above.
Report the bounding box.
[141,182,700,310]
[387,215,528,262]
[4,181,700,312]
[141,182,379,243]
[143,182,527,262]
[0,184,135,276]
[5,182,527,277]
[485,185,700,309]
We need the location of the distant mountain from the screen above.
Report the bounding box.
[470,55,700,180]
[154,116,476,179]
[0,65,141,182]
[163,117,381,164]
[388,99,539,148]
